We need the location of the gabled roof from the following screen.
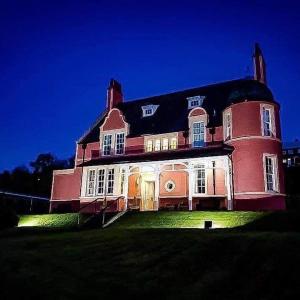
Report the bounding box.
[79,79,275,144]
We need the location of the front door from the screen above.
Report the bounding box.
[142,181,155,211]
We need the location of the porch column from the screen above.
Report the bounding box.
[225,156,233,211]
[154,164,160,210]
[124,166,130,210]
[188,164,193,211]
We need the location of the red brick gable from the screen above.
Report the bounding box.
[101,108,127,131]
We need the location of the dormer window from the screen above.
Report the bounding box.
[142,105,159,117]
[187,96,205,109]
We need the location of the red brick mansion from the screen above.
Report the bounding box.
[50,44,285,212]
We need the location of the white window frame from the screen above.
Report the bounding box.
[102,134,112,156]
[154,139,161,151]
[162,138,169,150]
[263,154,279,192]
[115,132,125,155]
[106,168,115,195]
[192,121,205,148]
[96,169,106,195]
[223,110,232,140]
[261,105,276,137]
[120,168,125,195]
[146,140,153,152]
[170,137,177,150]
[142,104,159,117]
[187,95,205,109]
[86,169,96,196]
[194,164,206,194]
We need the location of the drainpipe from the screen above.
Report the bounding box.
[78,143,87,223]
[228,154,235,209]
[212,161,216,195]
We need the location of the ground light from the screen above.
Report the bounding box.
[204,220,213,229]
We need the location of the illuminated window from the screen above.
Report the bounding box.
[193,122,205,147]
[97,169,105,195]
[162,138,169,150]
[146,140,153,152]
[170,137,177,149]
[265,156,277,192]
[115,132,125,154]
[103,134,112,155]
[154,139,161,151]
[195,165,205,194]
[224,111,232,140]
[86,170,96,196]
[106,169,115,194]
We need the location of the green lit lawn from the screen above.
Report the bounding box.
[19,213,78,228]
[1,211,300,299]
[113,211,268,229]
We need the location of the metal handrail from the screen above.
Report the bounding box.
[77,195,124,227]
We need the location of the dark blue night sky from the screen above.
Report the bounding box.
[1,0,300,171]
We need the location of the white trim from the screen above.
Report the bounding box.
[225,135,281,143]
[53,169,75,175]
[234,192,285,196]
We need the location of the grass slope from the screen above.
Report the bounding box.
[18,213,78,228]
[1,227,300,299]
[113,211,267,229]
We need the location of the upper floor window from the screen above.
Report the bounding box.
[170,137,177,149]
[145,136,178,152]
[262,106,275,137]
[224,111,232,140]
[264,155,278,192]
[146,140,153,152]
[154,139,161,151]
[142,105,159,117]
[187,95,205,109]
[162,138,169,150]
[115,133,125,154]
[287,149,294,155]
[192,122,205,147]
[103,134,112,155]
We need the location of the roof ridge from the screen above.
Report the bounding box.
[121,78,248,105]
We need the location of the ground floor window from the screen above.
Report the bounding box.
[195,164,205,194]
[86,169,96,196]
[97,169,105,195]
[265,155,277,192]
[106,169,115,194]
[85,168,115,196]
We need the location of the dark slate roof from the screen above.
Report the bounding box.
[79,79,275,144]
[79,143,234,167]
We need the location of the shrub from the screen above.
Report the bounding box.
[0,200,19,229]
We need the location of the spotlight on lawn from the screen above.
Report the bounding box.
[204,220,213,230]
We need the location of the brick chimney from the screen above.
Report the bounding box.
[107,79,123,110]
[253,43,267,85]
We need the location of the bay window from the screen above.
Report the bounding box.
[97,169,105,195]
[107,169,115,194]
[86,169,96,196]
